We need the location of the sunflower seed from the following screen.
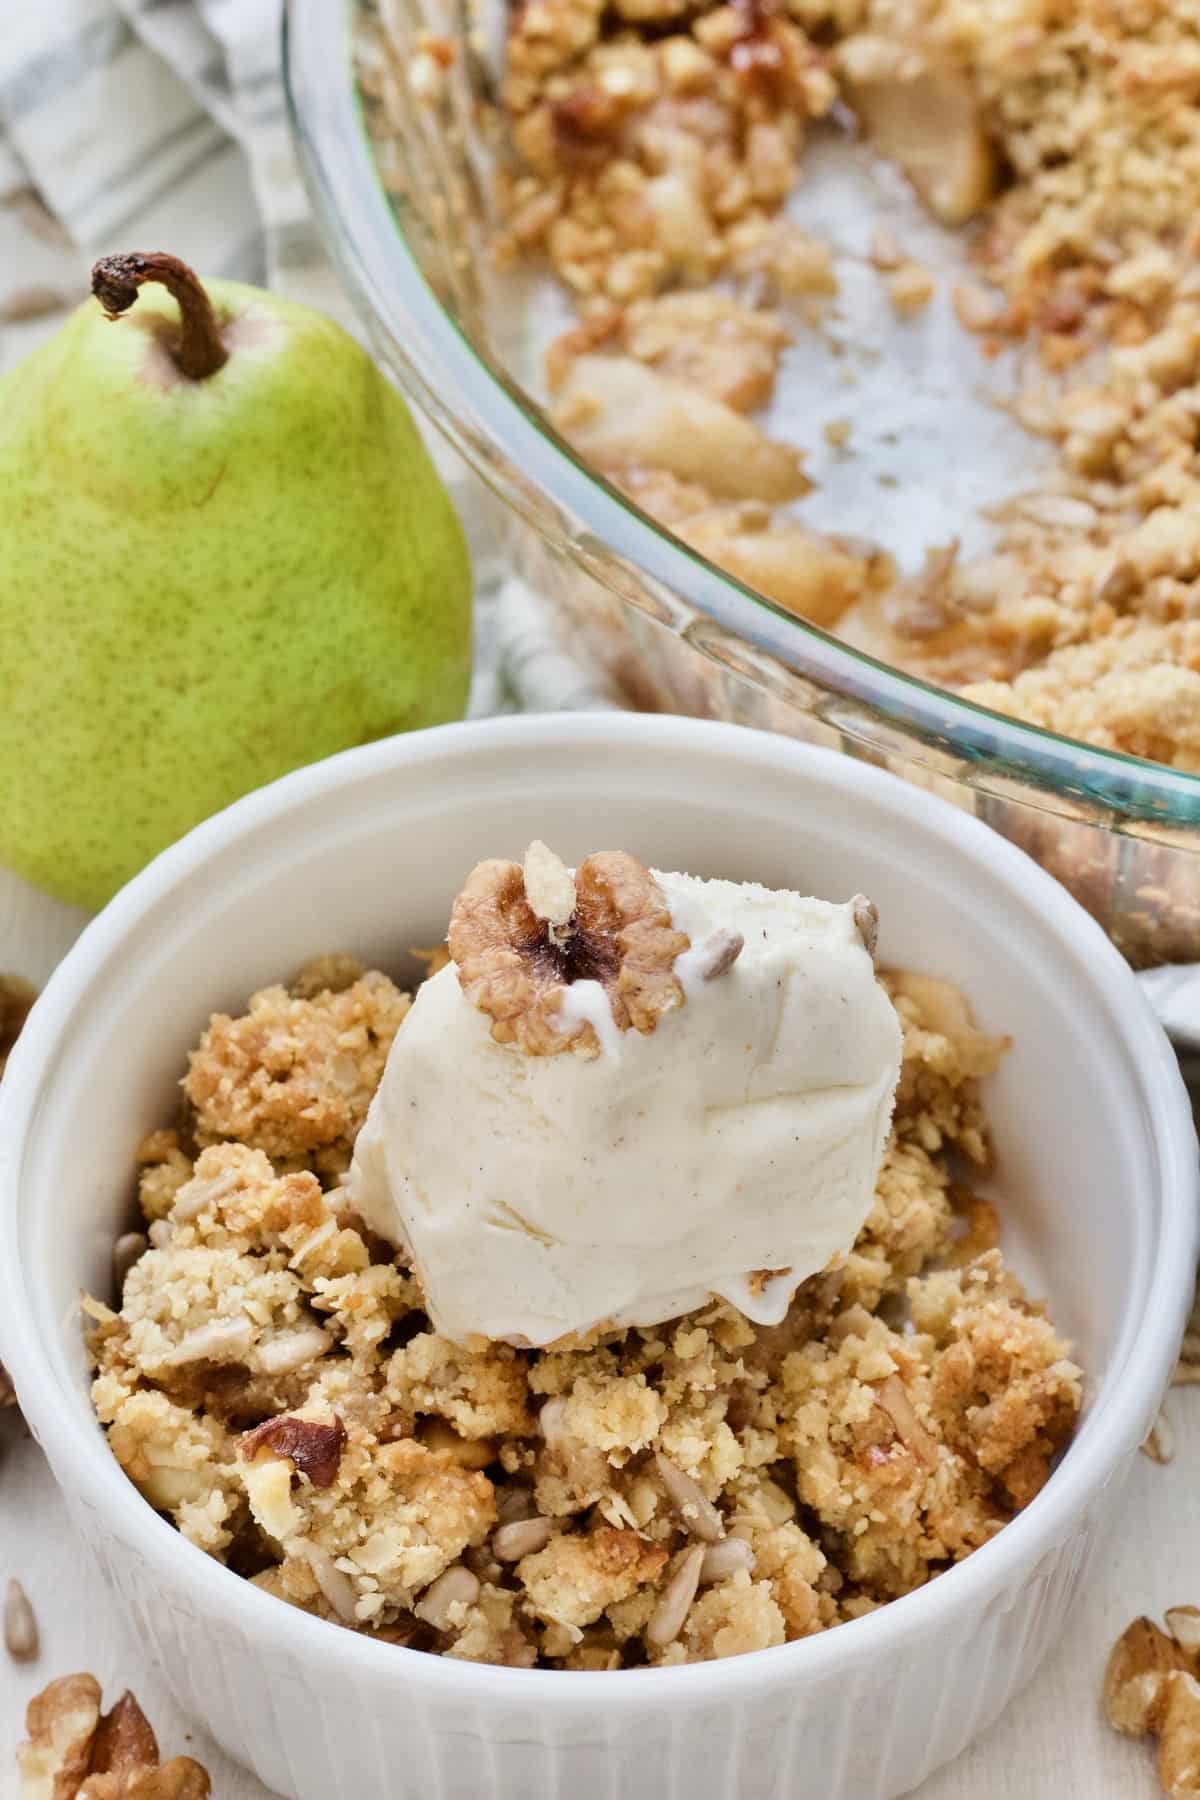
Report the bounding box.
[645,1545,705,1651]
[698,931,744,981]
[4,1580,38,1661]
[414,1565,480,1631]
[655,1453,724,1543]
[305,1547,358,1624]
[699,1537,756,1584]
[493,1516,556,1562]
[851,896,878,961]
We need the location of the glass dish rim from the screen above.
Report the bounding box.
[283,0,1200,833]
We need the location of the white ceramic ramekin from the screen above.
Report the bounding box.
[1,715,1195,1800]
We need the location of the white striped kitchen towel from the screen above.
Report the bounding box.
[0,0,341,322]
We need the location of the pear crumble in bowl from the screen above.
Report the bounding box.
[0,716,1194,1800]
[87,897,1080,1670]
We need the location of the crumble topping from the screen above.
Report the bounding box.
[486,0,1200,776]
[497,0,838,304]
[88,948,1081,1669]
[182,970,409,1170]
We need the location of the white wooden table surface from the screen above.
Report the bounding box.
[0,863,1184,1800]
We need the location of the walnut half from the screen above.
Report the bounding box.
[241,1412,347,1487]
[448,844,690,1057]
[1103,1613,1200,1796]
[17,1675,210,1798]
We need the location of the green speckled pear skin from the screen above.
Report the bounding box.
[0,278,472,908]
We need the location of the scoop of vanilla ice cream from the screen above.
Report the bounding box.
[348,871,902,1346]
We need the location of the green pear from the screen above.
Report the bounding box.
[0,252,472,909]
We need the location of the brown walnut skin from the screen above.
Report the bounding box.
[241,1414,347,1487]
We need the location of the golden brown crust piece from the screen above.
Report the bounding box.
[448,847,689,1056]
[182,970,410,1164]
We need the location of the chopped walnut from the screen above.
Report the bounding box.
[1159,1674,1200,1797]
[16,1676,210,1799]
[448,846,689,1056]
[1104,1612,1200,1794]
[241,1412,348,1487]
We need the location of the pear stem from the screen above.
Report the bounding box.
[91,252,229,381]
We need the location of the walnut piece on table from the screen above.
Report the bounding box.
[16,1675,210,1798]
[1104,1614,1200,1796]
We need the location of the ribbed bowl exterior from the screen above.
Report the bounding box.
[61,1459,1121,1800]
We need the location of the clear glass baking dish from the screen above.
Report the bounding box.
[284,0,1200,969]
